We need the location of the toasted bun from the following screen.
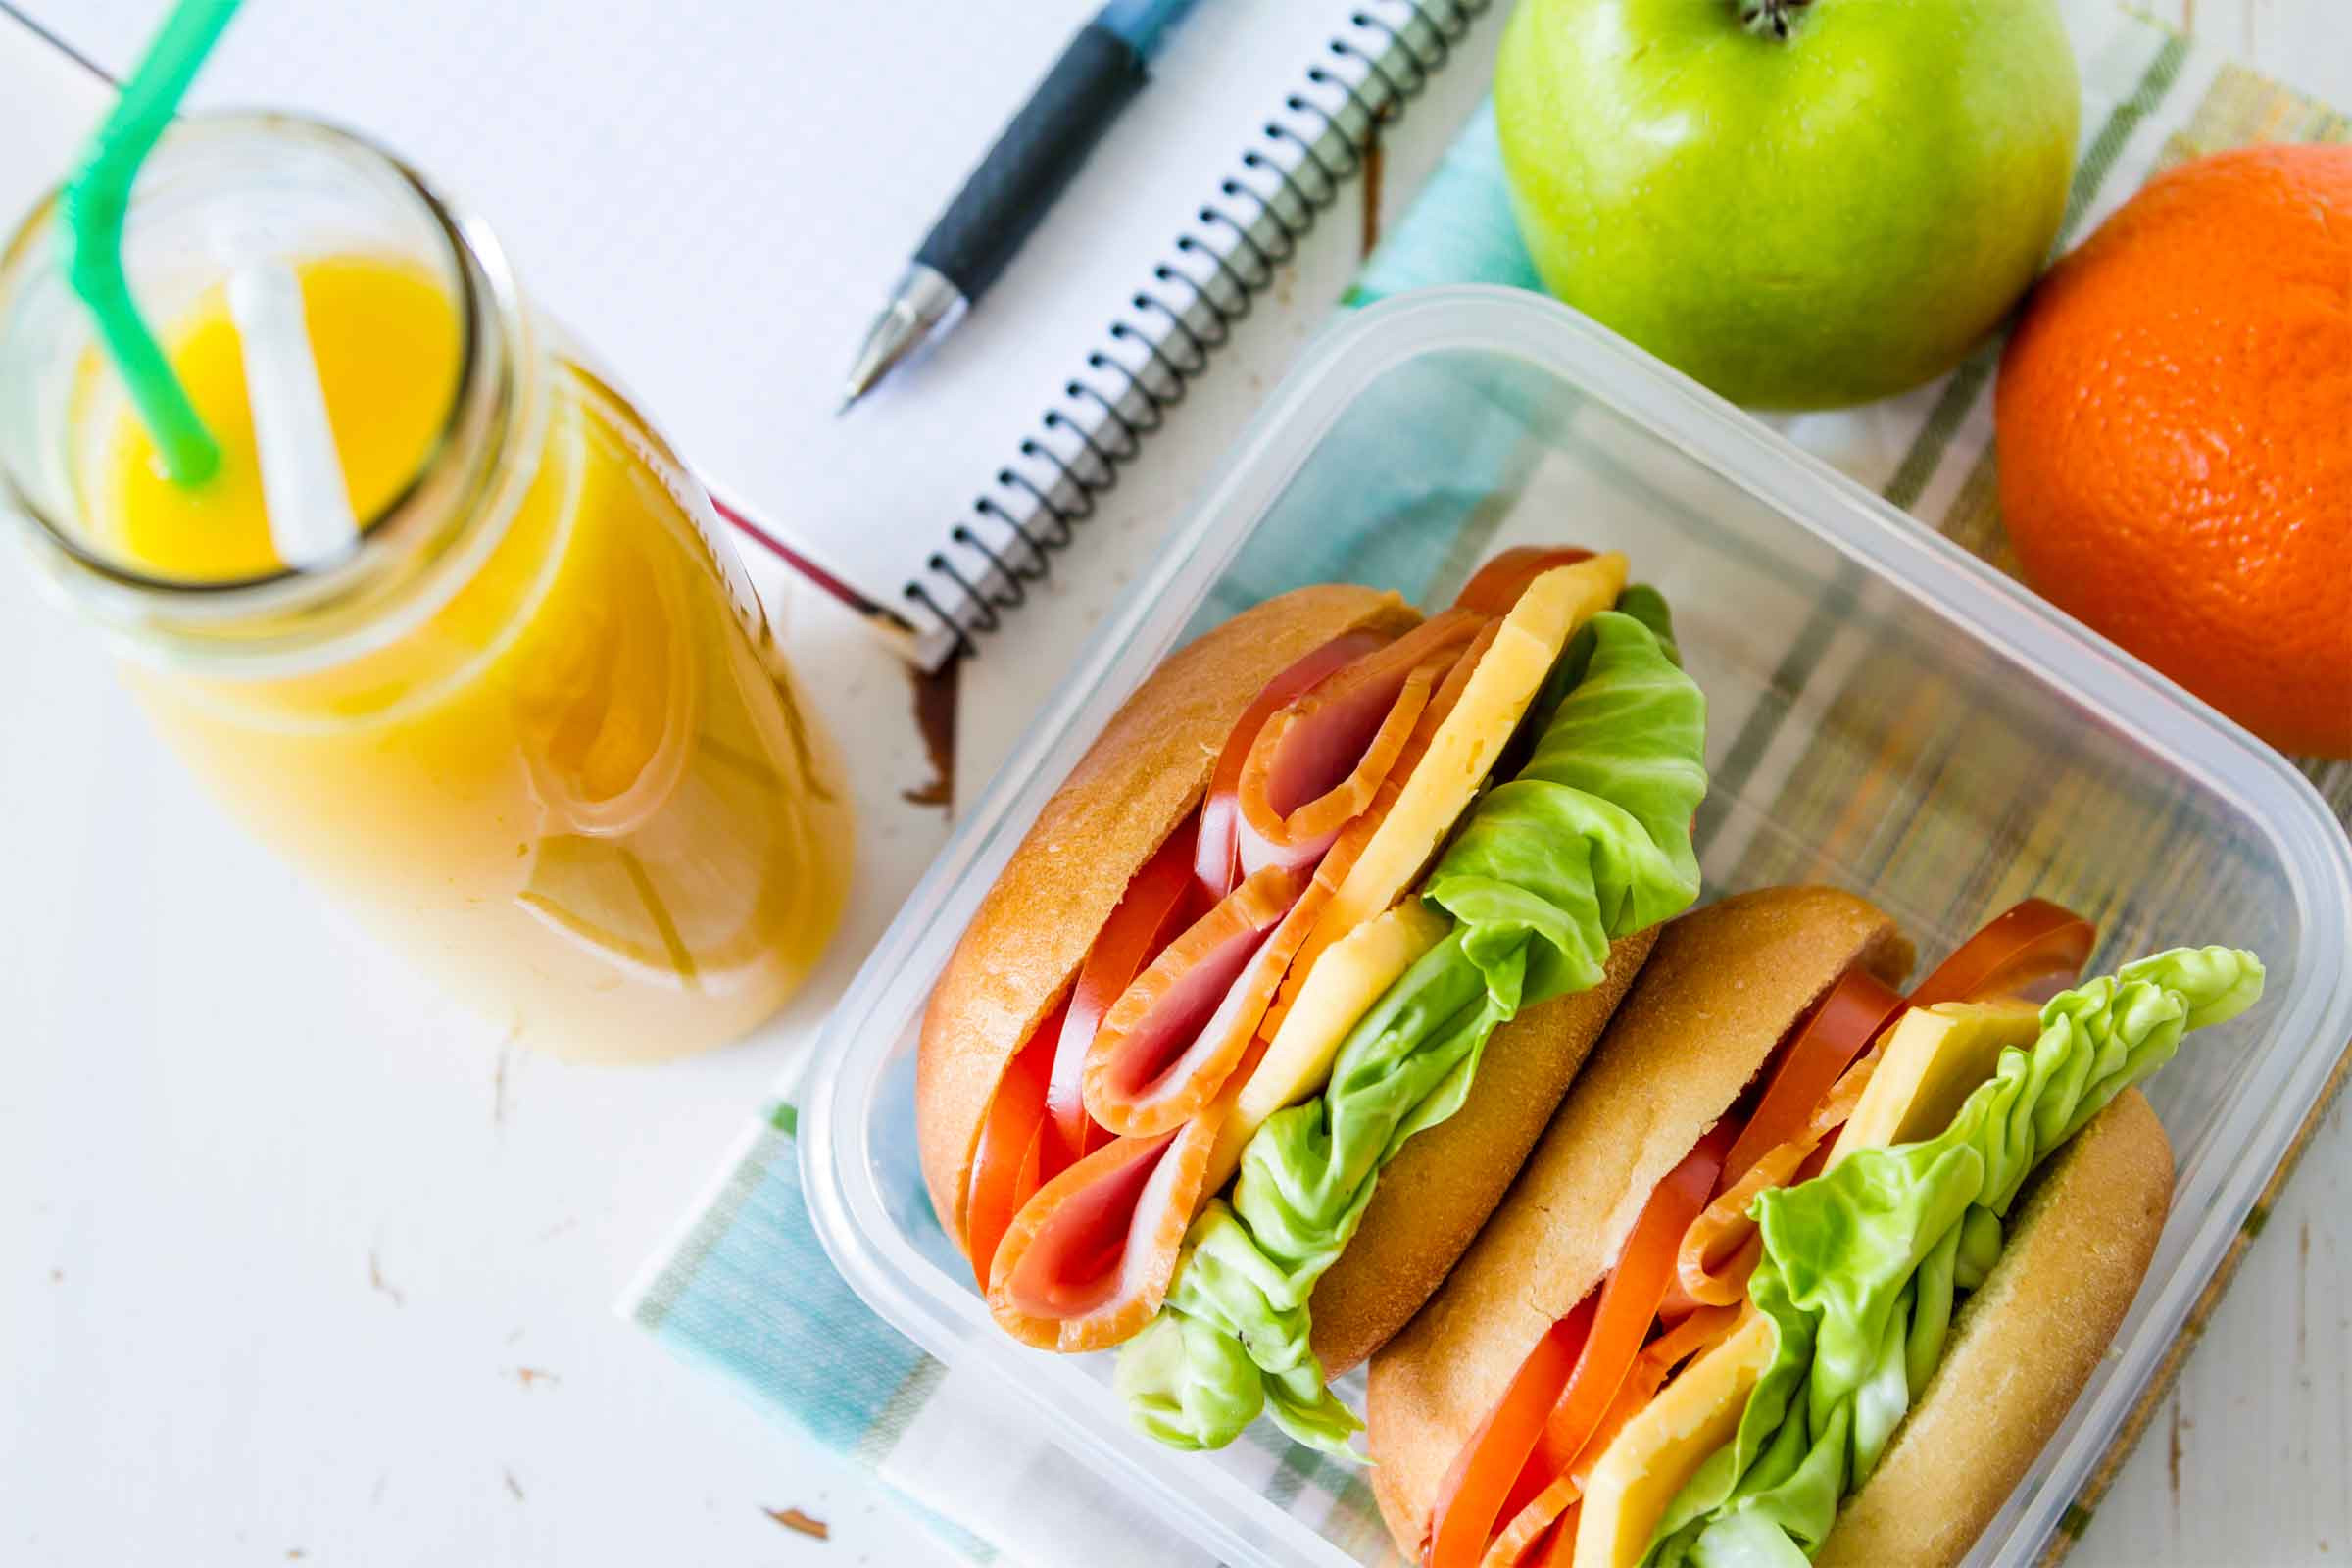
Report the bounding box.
[1817,1088,2173,1568]
[1309,928,1659,1377]
[915,585,1420,1250]
[1368,885,1913,1552]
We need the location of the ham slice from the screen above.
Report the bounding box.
[1197,630,1395,900]
[1085,618,1494,1140]
[1259,616,1503,1040]
[1045,821,1201,1155]
[1236,610,1486,877]
[974,568,1582,1350]
[987,1114,1220,1352]
[1082,864,1311,1136]
[1090,612,1507,1137]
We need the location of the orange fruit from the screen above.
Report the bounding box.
[1995,143,2351,758]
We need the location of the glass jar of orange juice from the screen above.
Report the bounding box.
[0,113,850,1063]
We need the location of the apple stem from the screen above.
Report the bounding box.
[1738,0,1813,38]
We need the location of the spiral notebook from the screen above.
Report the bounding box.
[21,0,1503,670]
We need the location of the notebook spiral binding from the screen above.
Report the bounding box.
[904,0,1494,660]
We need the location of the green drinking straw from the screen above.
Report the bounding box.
[60,0,245,486]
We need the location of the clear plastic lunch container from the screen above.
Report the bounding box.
[803,285,2352,1568]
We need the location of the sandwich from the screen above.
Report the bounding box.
[1367,884,2266,1568]
[914,546,1710,1450]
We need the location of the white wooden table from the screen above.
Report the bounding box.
[3,4,2344,1566]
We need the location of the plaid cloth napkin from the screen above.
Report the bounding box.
[624,11,2349,1565]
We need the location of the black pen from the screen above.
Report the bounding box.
[840,0,1202,412]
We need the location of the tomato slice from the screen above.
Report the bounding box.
[1196,630,1393,899]
[964,1001,1061,1291]
[1487,1306,1747,1567]
[1047,820,1201,1153]
[1452,547,1596,616]
[1723,901,2091,1195]
[1719,967,1908,1190]
[1907,898,2095,1009]
[1512,1122,1734,1518]
[1429,1125,1732,1568]
[1426,1295,1596,1568]
[1489,1393,1635,1565]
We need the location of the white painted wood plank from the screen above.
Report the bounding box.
[2088,1087,2352,1566]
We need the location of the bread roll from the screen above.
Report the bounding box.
[1369,886,1913,1550]
[916,585,1418,1250]
[1310,928,1659,1376]
[1817,1088,2172,1567]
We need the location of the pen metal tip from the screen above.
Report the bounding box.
[837,263,967,409]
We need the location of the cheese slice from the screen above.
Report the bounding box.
[1204,900,1451,1194]
[1573,1314,1777,1568]
[1205,555,1626,1197]
[1573,996,2045,1567]
[1830,1000,2042,1166]
[1314,554,1628,962]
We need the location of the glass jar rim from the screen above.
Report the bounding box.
[0,110,536,673]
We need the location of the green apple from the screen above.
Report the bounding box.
[1495,0,2079,410]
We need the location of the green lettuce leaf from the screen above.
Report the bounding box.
[1114,1307,1261,1451]
[1613,582,1681,666]
[1644,946,2266,1567]
[1115,602,1709,1453]
[1114,1200,1359,1449]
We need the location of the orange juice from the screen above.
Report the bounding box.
[74,252,850,1061]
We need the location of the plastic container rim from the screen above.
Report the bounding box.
[801,284,2352,1568]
